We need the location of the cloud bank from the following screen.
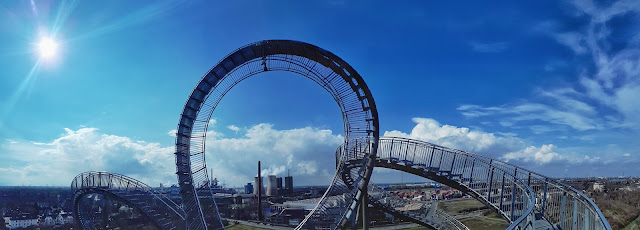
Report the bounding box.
[0,123,343,187]
[1,116,637,186]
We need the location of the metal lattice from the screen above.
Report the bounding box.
[71,171,186,230]
[174,40,379,230]
[336,137,612,230]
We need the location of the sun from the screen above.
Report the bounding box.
[38,37,59,59]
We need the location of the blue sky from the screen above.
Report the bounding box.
[0,0,639,187]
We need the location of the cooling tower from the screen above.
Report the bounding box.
[266,175,278,196]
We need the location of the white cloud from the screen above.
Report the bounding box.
[205,123,343,187]
[227,125,240,132]
[384,118,524,158]
[0,123,344,187]
[551,32,587,54]
[583,154,600,162]
[382,118,622,166]
[502,144,561,164]
[458,102,600,131]
[0,128,175,186]
[167,129,176,137]
[624,153,631,157]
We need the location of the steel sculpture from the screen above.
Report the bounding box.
[71,171,186,230]
[336,137,612,230]
[70,40,613,230]
[174,40,379,230]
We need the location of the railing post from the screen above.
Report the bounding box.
[500,172,505,210]
[438,150,445,171]
[561,193,566,229]
[510,179,516,221]
[488,168,494,202]
[428,147,435,170]
[542,178,548,216]
[389,139,394,160]
[573,199,578,230]
[461,157,468,176]
[410,143,417,163]
[487,160,493,181]
[403,140,409,161]
[469,160,475,185]
[450,153,457,173]
[584,207,590,230]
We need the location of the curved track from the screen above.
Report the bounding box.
[339,141,468,230]
[71,171,186,230]
[337,137,612,230]
[174,40,379,230]
[71,39,612,230]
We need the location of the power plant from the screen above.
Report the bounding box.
[253,176,262,195]
[266,175,278,196]
[285,170,293,195]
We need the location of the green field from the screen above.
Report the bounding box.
[438,198,510,230]
[459,214,510,230]
[623,215,640,230]
[225,223,270,230]
[438,198,487,215]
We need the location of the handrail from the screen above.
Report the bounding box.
[71,171,187,226]
[336,137,538,229]
[343,136,611,230]
[71,171,185,219]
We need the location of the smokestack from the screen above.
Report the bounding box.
[277,177,283,190]
[285,170,293,195]
[254,177,261,195]
[258,161,262,221]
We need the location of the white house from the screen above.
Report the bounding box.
[62,213,73,225]
[7,214,39,230]
[593,182,605,192]
[55,213,65,226]
[40,215,55,226]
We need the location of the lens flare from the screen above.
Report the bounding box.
[38,37,58,59]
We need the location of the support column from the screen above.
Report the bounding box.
[361,189,369,230]
[258,161,262,221]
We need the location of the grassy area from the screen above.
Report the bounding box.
[397,226,430,230]
[437,198,510,230]
[623,215,640,230]
[459,215,511,230]
[438,198,488,215]
[225,223,270,230]
[591,190,640,229]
